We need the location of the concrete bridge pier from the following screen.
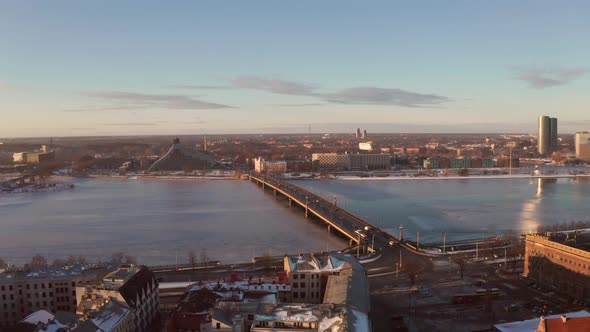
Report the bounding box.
[273,189,277,198]
[288,198,292,208]
[327,224,331,234]
[305,205,308,219]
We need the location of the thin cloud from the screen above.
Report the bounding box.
[270,103,325,107]
[100,122,158,126]
[167,85,234,90]
[319,87,450,107]
[512,66,590,89]
[173,76,450,108]
[84,91,234,110]
[229,76,316,96]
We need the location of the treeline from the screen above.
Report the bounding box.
[537,221,590,234]
[0,252,139,270]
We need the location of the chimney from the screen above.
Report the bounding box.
[561,314,567,323]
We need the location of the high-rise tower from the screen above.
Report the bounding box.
[538,115,558,154]
[575,131,590,161]
[538,115,551,154]
[550,117,558,147]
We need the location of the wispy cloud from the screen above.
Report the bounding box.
[269,103,325,107]
[100,122,158,126]
[83,91,234,110]
[512,66,590,89]
[173,76,450,108]
[319,87,450,107]
[229,76,316,96]
[166,85,234,90]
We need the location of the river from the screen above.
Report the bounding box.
[297,177,590,244]
[0,178,345,266]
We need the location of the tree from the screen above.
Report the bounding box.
[452,254,468,279]
[51,259,66,267]
[0,257,7,269]
[404,260,420,285]
[188,250,197,269]
[124,255,137,265]
[67,255,77,266]
[30,254,47,269]
[200,249,210,268]
[111,252,125,264]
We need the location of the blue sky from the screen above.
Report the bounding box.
[1,1,590,137]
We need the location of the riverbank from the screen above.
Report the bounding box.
[54,174,239,181]
[335,173,590,181]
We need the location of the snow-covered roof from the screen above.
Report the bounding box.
[253,303,349,332]
[286,253,351,273]
[90,299,130,331]
[21,310,55,325]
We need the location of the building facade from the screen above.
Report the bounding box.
[538,115,558,154]
[148,138,217,172]
[523,234,590,301]
[77,265,159,332]
[312,153,389,171]
[575,131,590,161]
[0,267,107,329]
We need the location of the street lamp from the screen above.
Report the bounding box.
[333,195,337,207]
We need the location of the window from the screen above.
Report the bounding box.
[216,323,221,329]
[300,292,305,298]
[293,292,298,298]
[293,282,298,288]
[301,282,305,288]
[293,274,298,279]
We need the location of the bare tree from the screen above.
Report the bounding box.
[30,254,47,269]
[51,259,66,267]
[404,260,420,285]
[200,248,210,268]
[0,257,7,269]
[77,256,87,265]
[111,252,125,264]
[67,255,77,266]
[188,250,197,269]
[452,254,468,279]
[124,255,137,265]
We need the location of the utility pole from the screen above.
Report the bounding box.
[509,147,512,175]
[443,232,446,253]
[476,242,479,259]
[448,254,451,278]
[357,233,361,259]
[416,231,420,250]
[399,250,403,268]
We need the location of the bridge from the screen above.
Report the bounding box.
[249,173,407,252]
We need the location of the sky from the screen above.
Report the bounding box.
[1,0,590,137]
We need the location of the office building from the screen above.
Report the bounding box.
[254,157,287,175]
[358,142,373,151]
[575,131,590,161]
[312,153,389,171]
[538,115,558,154]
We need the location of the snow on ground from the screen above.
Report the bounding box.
[494,310,590,332]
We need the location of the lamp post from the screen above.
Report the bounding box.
[333,195,337,207]
[396,262,399,277]
[356,232,361,259]
[305,196,309,219]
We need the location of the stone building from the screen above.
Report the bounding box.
[0,266,107,329]
[523,233,590,301]
[76,265,159,332]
